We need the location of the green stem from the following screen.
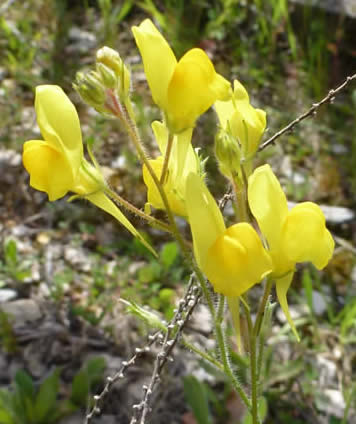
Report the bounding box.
[110,94,216,318]
[253,277,273,338]
[227,296,242,352]
[243,300,260,424]
[181,337,224,371]
[215,295,251,411]
[232,174,248,223]
[102,186,172,234]
[160,132,174,184]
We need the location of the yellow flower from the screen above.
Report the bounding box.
[132,19,231,133]
[23,85,155,255]
[143,121,199,217]
[186,173,272,296]
[248,164,334,338]
[215,80,266,158]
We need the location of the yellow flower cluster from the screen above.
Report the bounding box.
[187,165,334,338]
[22,19,334,338]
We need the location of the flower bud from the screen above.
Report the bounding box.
[215,130,241,178]
[96,46,131,100]
[96,62,117,89]
[96,46,122,73]
[73,70,106,110]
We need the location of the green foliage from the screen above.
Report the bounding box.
[0,16,40,87]
[0,239,31,286]
[97,0,134,46]
[0,357,106,424]
[133,241,182,318]
[0,310,17,354]
[183,376,212,424]
[242,396,268,424]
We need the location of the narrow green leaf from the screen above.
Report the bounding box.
[15,370,35,401]
[4,240,17,267]
[86,357,106,387]
[70,371,89,406]
[160,242,179,270]
[33,369,60,423]
[183,376,212,424]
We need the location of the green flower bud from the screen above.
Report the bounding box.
[96,45,131,100]
[215,130,241,178]
[96,46,122,73]
[73,70,106,110]
[96,62,117,89]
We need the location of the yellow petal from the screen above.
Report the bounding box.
[146,122,196,217]
[281,202,334,269]
[86,191,156,256]
[203,223,272,296]
[171,129,194,182]
[214,97,235,130]
[248,164,288,250]
[233,79,250,102]
[132,19,177,110]
[275,272,300,341]
[23,140,75,201]
[167,48,230,132]
[142,157,165,210]
[152,121,169,155]
[34,85,83,179]
[142,157,187,217]
[215,80,266,156]
[185,173,225,267]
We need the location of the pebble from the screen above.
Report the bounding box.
[316,389,346,418]
[0,299,42,325]
[0,289,17,303]
[64,246,92,272]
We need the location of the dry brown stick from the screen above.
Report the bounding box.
[258,73,356,151]
[130,275,201,424]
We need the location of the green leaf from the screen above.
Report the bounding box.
[138,263,161,284]
[86,357,106,387]
[13,270,31,282]
[14,370,35,408]
[70,371,89,406]
[4,240,17,267]
[33,369,60,423]
[242,396,268,423]
[183,376,212,424]
[160,242,178,270]
[0,410,15,424]
[0,389,15,424]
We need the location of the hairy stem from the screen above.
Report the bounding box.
[181,337,224,371]
[103,186,172,233]
[160,132,174,184]
[215,295,251,411]
[242,300,260,424]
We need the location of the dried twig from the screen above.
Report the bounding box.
[130,275,202,424]
[259,73,356,151]
[219,186,233,210]
[84,330,162,423]
[85,274,201,424]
